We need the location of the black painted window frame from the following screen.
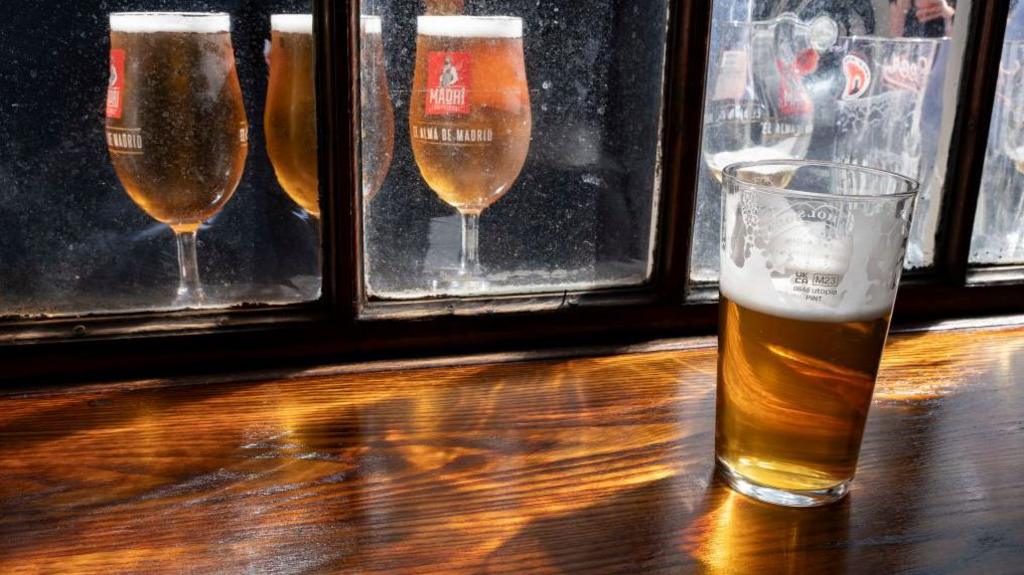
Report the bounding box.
[2,0,1020,385]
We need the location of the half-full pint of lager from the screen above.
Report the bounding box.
[716,160,918,507]
[265,14,319,216]
[106,12,248,306]
[409,16,531,289]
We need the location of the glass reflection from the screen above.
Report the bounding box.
[693,1,966,282]
[686,484,851,574]
[703,14,820,187]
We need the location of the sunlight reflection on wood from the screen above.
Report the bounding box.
[1,325,1022,573]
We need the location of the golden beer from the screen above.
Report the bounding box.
[360,16,395,203]
[106,13,248,234]
[265,14,319,216]
[410,16,531,214]
[716,160,918,506]
[717,294,890,491]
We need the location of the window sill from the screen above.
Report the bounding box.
[2,322,1023,571]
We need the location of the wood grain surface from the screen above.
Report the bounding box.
[2,326,1023,574]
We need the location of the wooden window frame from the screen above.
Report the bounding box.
[1,0,1021,385]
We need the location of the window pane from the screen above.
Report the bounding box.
[970,6,1024,266]
[690,0,970,286]
[0,1,320,317]
[360,1,667,299]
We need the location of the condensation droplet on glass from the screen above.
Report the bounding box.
[542,81,552,90]
[597,106,606,116]
[541,103,548,112]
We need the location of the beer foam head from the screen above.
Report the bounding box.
[719,245,895,323]
[361,16,382,35]
[272,14,313,34]
[417,16,522,38]
[719,161,917,323]
[110,12,230,33]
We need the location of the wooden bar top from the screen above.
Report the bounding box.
[2,324,1023,574]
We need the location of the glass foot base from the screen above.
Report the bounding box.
[174,286,207,310]
[716,457,850,508]
[430,273,489,295]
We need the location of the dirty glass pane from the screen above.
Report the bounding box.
[360,1,668,299]
[970,4,1024,266]
[690,0,970,286]
[0,1,319,317]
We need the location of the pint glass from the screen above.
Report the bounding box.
[833,37,943,267]
[974,41,1024,264]
[717,160,918,507]
[834,37,941,187]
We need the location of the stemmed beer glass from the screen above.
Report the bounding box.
[265,14,319,218]
[703,14,817,187]
[266,14,395,217]
[106,12,248,307]
[409,16,532,292]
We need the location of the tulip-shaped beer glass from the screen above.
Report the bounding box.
[106,12,248,307]
[409,16,532,292]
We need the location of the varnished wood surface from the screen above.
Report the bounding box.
[2,326,1023,574]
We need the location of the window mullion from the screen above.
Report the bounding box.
[938,0,1011,283]
[318,0,362,322]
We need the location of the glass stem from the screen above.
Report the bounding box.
[175,229,205,306]
[460,211,481,276]
[311,215,323,275]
